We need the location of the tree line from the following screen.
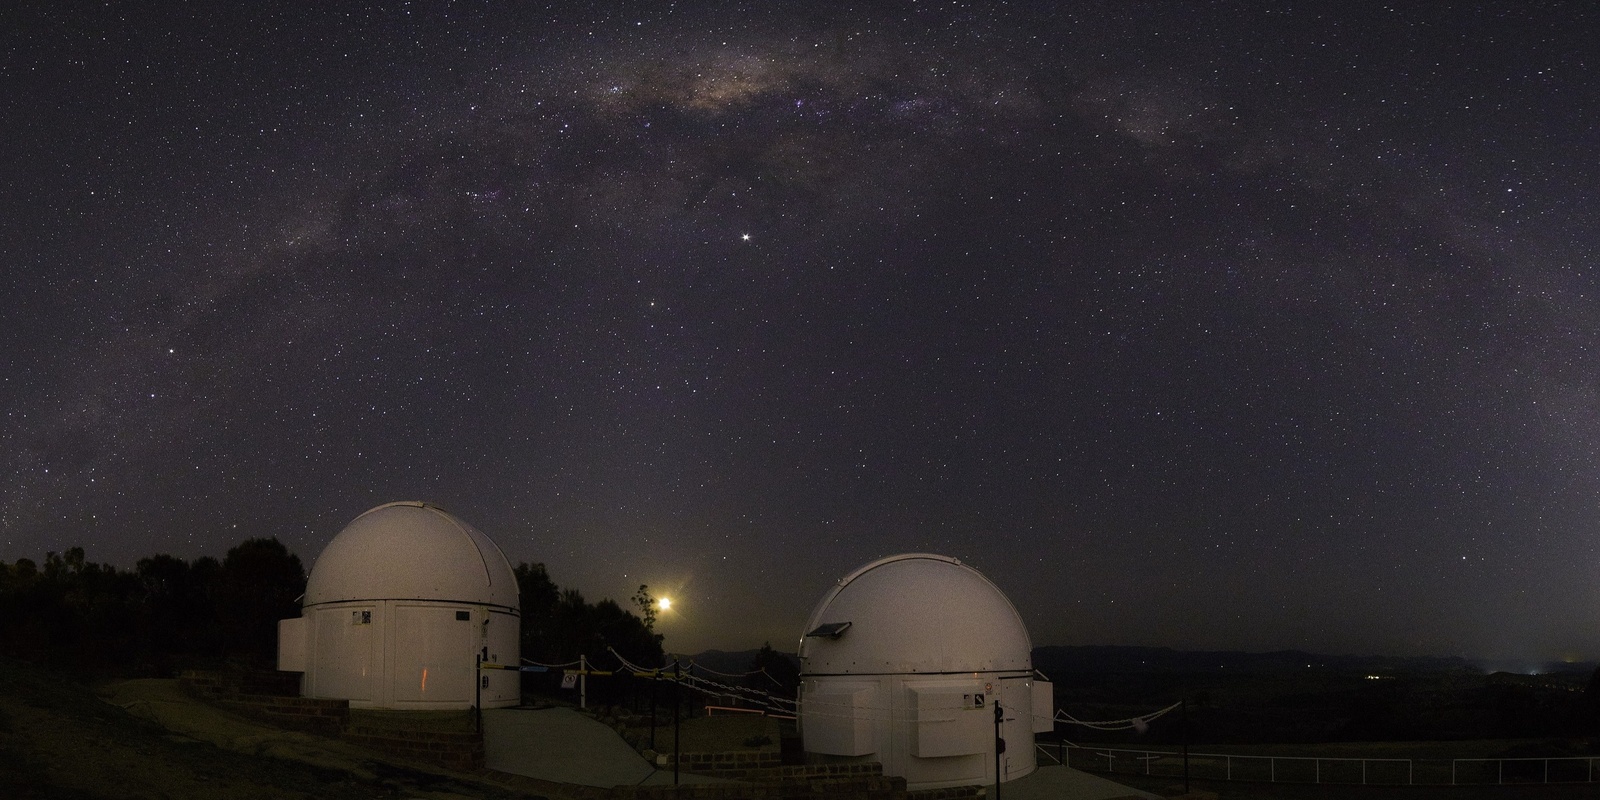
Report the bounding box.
[0,539,663,677]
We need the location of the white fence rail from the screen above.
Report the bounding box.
[1048,743,1600,786]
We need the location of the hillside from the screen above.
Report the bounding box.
[0,658,519,799]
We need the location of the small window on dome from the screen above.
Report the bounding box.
[455,610,471,621]
[352,610,371,625]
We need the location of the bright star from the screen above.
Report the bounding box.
[741,233,751,241]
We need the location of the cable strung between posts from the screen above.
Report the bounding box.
[609,648,797,714]
[1055,701,1182,730]
[522,657,585,668]
[687,660,787,688]
[685,661,761,677]
[611,648,1173,728]
[680,672,797,714]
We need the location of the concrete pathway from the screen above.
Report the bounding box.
[485,708,1153,797]
[483,706,735,787]
[1001,764,1161,800]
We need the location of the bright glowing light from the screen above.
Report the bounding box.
[658,597,672,611]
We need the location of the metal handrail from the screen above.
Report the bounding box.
[1061,745,1600,786]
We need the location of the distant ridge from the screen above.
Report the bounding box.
[1031,645,1594,676]
[685,645,1594,677]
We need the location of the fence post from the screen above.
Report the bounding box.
[1181,698,1190,794]
[673,662,681,785]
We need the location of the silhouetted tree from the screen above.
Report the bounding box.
[515,562,561,660]
[213,538,304,665]
[746,641,800,700]
[513,563,663,670]
[1585,666,1600,735]
[0,547,139,670]
[632,584,658,631]
[136,554,221,664]
[593,597,663,668]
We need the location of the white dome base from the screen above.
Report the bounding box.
[290,599,519,709]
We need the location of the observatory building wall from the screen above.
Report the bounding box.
[295,600,519,708]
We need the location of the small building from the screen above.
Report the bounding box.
[797,553,1053,789]
[276,501,521,709]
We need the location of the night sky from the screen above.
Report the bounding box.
[4,2,1597,664]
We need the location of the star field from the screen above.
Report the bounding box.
[3,1,1597,662]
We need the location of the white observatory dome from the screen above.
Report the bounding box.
[797,554,1052,790]
[304,501,518,609]
[278,501,522,710]
[799,553,1031,674]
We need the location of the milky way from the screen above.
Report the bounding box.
[3,2,1597,661]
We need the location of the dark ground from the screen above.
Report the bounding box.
[0,658,528,799]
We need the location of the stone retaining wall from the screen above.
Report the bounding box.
[482,761,913,800]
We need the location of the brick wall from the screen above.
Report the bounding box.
[907,785,986,800]
[619,763,908,800]
[179,670,349,736]
[479,760,914,800]
[661,749,783,777]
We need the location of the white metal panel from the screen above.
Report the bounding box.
[482,608,521,706]
[998,676,1038,780]
[800,682,878,756]
[390,604,473,704]
[1030,679,1055,733]
[910,683,987,757]
[309,605,374,701]
[276,616,308,672]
